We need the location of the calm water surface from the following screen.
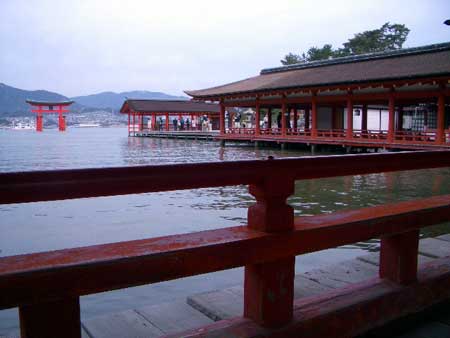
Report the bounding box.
[0,127,449,334]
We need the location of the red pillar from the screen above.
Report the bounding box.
[397,106,403,131]
[346,94,353,139]
[281,96,287,136]
[127,113,131,135]
[58,113,66,132]
[36,114,43,132]
[436,91,445,144]
[388,92,395,143]
[244,177,295,327]
[255,99,261,136]
[311,95,317,138]
[132,113,136,136]
[267,107,272,130]
[362,104,368,132]
[219,100,225,135]
[293,107,298,132]
[304,107,310,132]
[152,114,156,131]
[165,113,169,131]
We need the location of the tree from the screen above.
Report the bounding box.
[280,22,410,65]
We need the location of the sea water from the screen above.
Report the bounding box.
[0,127,449,334]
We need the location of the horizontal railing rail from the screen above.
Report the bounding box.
[1,150,450,337]
[1,194,449,311]
[1,151,450,204]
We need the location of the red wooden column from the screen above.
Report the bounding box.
[293,107,298,132]
[255,98,261,136]
[152,114,156,131]
[304,107,310,132]
[436,89,445,144]
[20,297,81,338]
[127,113,131,135]
[132,113,136,136]
[281,96,287,136]
[267,107,272,131]
[165,113,169,131]
[311,94,317,138]
[397,106,403,131]
[36,113,43,132]
[388,91,395,143]
[346,93,353,139]
[380,230,419,285]
[362,104,368,133]
[219,99,225,135]
[244,175,295,328]
[58,105,65,132]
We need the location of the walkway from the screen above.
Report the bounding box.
[65,235,450,338]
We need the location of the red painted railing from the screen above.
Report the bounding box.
[1,151,450,337]
[394,130,437,143]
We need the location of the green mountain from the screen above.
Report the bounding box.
[0,83,71,116]
[0,83,188,116]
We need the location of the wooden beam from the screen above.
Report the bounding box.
[1,195,450,310]
[1,151,450,205]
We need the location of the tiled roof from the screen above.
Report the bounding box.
[120,99,222,114]
[185,43,450,99]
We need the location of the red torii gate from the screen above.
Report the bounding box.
[26,100,74,132]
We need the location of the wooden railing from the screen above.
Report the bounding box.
[317,129,346,138]
[394,130,437,143]
[1,151,450,338]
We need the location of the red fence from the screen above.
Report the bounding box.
[1,151,450,338]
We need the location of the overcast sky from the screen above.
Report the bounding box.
[0,0,449,97]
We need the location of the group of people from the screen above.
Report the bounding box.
[172,117,192,131]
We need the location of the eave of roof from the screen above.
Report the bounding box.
[119,99,222,114]
[185,42,450,100]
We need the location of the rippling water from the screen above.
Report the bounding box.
[0,127,449,334]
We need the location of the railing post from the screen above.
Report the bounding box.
[19,297,81,338]
[311,94,317,138]
[379,230,419,285]
[244,175,295,328]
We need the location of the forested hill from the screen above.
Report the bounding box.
[0,83,188,116]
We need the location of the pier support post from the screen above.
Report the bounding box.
[245,175,295,328]
[280,142,286,150]
[219,139,225,147]
[19,297,81,338]
[311,144,316,155]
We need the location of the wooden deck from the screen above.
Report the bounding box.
[132,130,219,140]
[218,130,450,151]
[68,235,450,338]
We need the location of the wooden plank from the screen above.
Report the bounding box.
[302,259,378,289]
[188,260,374,321]
[357,252,434,266]
[419,238,450,258]
[436,234,450,242]
[165,257,450,338]
[135,300,213,334]
[187,274,331,321]
[3,195,450,311]
[82,310,163,338]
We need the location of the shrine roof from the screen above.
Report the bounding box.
[185,42,450,99]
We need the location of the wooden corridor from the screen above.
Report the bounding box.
[67,235,450,338]
[1,151,450,338]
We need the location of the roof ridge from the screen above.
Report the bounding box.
[261,42,450,75]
